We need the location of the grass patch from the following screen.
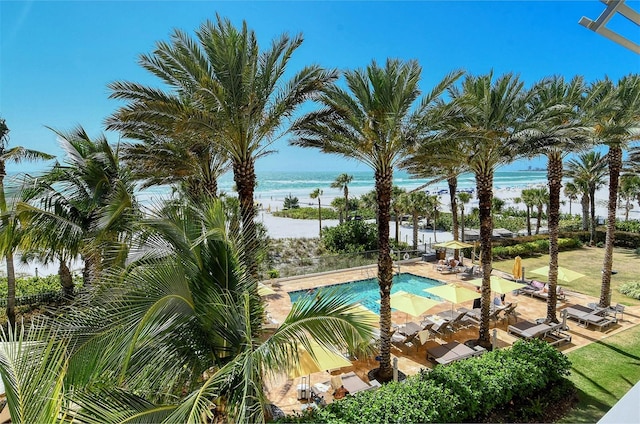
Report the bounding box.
[492,246,640,306]
[559,324,640,423]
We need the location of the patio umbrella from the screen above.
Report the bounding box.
[512,256,523,281]
[287,340,352,378]
[384,290,440,322]
[258,283,277,297]
[424,284,479,313]
[433,240,474,249]
[468,276,526,294]
[529,266,585,283]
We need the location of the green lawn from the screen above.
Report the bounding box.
[492,246,640,306]
[559,324,640,423]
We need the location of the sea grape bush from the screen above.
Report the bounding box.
[278,339,572,423]
[492,237,581,258]
[0,275,80,298]
[619,281,640,300]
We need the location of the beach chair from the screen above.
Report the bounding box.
[564,304,616,331]
[426,341,486,365]
[501,302,519,323]
[508,319,572,346]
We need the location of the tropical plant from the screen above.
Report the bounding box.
[619,174,640,221]
[427,194,441,242]
[292,59,461,380]
[520,75,590,322]
[563,181,580,216]
[434,72,532,347]
[17,127,139,288]
[586,75,640,307]
[390,186,407,243]
[0,117,54,326]
[310,188,323,236]
[565,151,608,243]
[107,15,336,279]
[283,194,300,210]
[331,173,353,224]
[519,189,537,236]
[396,191,429,250]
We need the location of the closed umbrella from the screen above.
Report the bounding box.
[512,256,523,281]
[530,266,585,283]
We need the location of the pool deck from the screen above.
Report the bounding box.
[261,259,640,415]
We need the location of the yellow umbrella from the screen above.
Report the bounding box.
[424,284,479,304]
[433,240,474,249]
[512,256,523,281]
[468,276,526,294]
[258,283,277,296]
[287,340,352,379]
[530,266,585,283]
[347,303,379,326]
[388,291,440,318]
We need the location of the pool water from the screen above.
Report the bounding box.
[288,272,444,314]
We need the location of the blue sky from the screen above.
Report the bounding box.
[1,0,639,174]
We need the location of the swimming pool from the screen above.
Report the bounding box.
[288,272,444,314]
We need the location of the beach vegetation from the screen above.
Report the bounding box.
[615,219,640,233]
[331,173,353,224]
[619,281,640,299]
[278,339,573,424]
[292,58,462,381]
[321,220,378,253]
[273,206,339,220]
[283,194,300,210]
[396,191,430,250]
[618,174,640,221]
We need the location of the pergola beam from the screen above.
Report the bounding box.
[579,0,640,54]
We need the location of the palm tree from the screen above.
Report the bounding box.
[0,117,54,326]
[18,126,139,287]
[427,194,441,243]
[587,75,640,307]
[457,191,472,242]
[310,188,323,236]
[397,191,429,250]
[2,200,374,423]
[391,186,407,243]
[331,173,353,223]
[108,15,336,278]
[565,151,608,244]
[619,174,640,221]
[563,181,580,216]
[292,59,461,381]
[438,72,532,348]
[519,189,537,235]
[520,75,590,322]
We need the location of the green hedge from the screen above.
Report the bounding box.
[491,238,582,259]
[619,281,640,300]
[561,230,640,248]
[280,339,571,423]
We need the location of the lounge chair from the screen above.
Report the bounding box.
[501,302,519,323]
[563,304,616,331]
[508,319,572,346]
[458,265,481,280]
[426,341,486,365]
[520,281,566,301]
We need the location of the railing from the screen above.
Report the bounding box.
[0,290,73,307]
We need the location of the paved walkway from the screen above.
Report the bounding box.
[261,260,640,415]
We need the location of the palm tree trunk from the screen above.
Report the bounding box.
[535,205,542,235]
[374,168,394,382]
[448,177,459,259]
[233,159,259,280]
[546,154,562,323]
[460,208,465,242]
[526,206,531,235]
[59,260,74,299]
[589,185,597,245]
[5,252,16,328]
[580,194,589,231]
[394,208,400,244]
[317,198,322,237]
[412,212,418,250]
[476,170,493,349]
[600,146,622,308]
[344,187,349,222]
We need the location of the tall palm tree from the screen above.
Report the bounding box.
[292,59,461,381]
[108,15,336,278]
[619,174,640,221]
[310,188,323,236]
[397,191,429,250]
[457,191,472,242]
[520,75,590,322]
[391,186,407,243]
[587,75,640,307]
[565,151,608,244]
[18,126,138,287]
[0,117,54,326]
[331,173,353,223]
[518,189,537,235]
[438,72,532,347]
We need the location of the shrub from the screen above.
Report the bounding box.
[278,339,572,423]
[491,238,581,259]
[619,281,640,300]
[267,269,280,279]
[616,220,640,233]
[321,221,378,253]
[283,194,300,209]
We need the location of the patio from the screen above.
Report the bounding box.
[261,260,640,415]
